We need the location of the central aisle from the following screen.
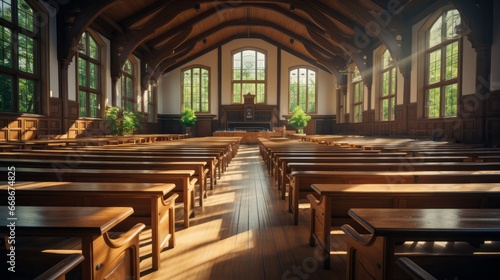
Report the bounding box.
[141,144,344,280]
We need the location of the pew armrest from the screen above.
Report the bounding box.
[163,193,179,206]
[396,257,438,280]
[341,224,376,247]
[189,178,198,188]
[104,223,146,249]
[306,194,320,207]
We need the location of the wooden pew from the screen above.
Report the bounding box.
[288,170,500,225]
[415,150,500,160]
[269,151,407,176]
[287,162,500,200]
[52,147,225,181]
[276,156,468,197]
[0,206,145,280]
[34,254,85,280]
[0,181,178,271]
[0,158,208,206]
[477,155,500,162]
[13,167,197,228]
[307,183,500,269]
[342,208,500,279]
[3,150,218,189]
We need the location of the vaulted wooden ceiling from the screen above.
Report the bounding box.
[54,0,491,89]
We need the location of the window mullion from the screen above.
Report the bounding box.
[440,44,447,117]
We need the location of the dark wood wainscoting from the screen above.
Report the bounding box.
[0,115,62,141]
[158,114,216,137]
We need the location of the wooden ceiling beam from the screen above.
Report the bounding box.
[59,0,118,65]
[161,34,332,76]
[120,0,178,28]
[146,3,325,48]
[144,18,338,80]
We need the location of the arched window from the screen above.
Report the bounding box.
[121,59,135,112]
[352,66,363,123]
[289,67,317,114]
[425,9,460,118]
[380,49,396,121]
[182,66,210,112]
[0,0,41,113]
[232,49,266,104]
[78,31,102,118]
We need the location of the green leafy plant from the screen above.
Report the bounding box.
[105,106,142,136]
[288,106,311,133]
[179,108,197,127]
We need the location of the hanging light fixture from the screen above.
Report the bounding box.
[395,34,402,46]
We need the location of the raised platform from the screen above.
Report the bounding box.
[213,131,282,144]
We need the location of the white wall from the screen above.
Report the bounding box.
[462,37,477,95]
[159,38,337,119]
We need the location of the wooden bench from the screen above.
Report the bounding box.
[0,158,208,206]
[287,162,500,198]
[0,181,178,271]
[28,148,225,184]
[306,183,500,269]
[288,170,500,224]
[13,167,197,228]
[288,170,500,225]
[476,155,500,162]
[0,206,145,280]
[269,151,407,176]
[88,136,238,168]
[342,208,500,279]
[276,156,468,197]
[4,150,219,189]
[415,150,500,160]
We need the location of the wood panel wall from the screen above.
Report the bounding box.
[333,91,500,145]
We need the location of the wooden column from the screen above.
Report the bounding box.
[475,44,492,143]
[59,61,70,134]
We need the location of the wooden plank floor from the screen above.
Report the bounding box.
[139,144,345,280]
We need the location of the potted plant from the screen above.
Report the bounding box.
[105,106,142,136]
[288,106,311,134]
[179,108,197,134]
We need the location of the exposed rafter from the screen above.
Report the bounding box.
[52,0,466,82]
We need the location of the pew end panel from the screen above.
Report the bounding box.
[0,223,145,280]
[88,222,146,280]
[343,224,500,280]
[307,183,500,270]
[0,182,179,272]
